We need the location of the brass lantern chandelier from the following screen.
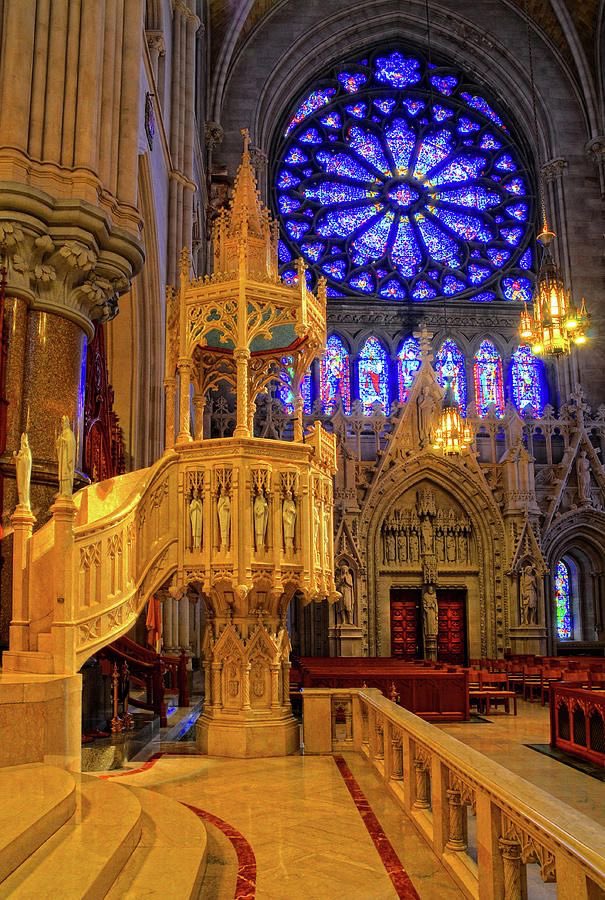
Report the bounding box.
[433,378,473,455]
[519,226,590,356]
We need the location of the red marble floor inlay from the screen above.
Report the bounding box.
[333,755,420,900]
[184,803,257,900]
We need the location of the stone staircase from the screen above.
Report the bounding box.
[0,764,207,898]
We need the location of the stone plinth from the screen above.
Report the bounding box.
[508,625,547,656]
[329,624,363,657]
[196,711,299,758]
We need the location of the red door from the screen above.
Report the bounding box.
[390,590,420,659]
[437,592,467,664]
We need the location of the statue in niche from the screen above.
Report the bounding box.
[397,532,407,563]
[313,505,321,564]
[56,415,76,496]
[189,486,203,551]
[254,491,268,552]
[436,532,445,563]
[410,531,419,562]
[417,387,436,447]
[337,563,355,625]
[422,585,438,639]
[420,518,434,556]
[323,506,331,560]
[385,531,395,564]
[520,564,539,625]
[577,451,592,504]
[458,532,468,563]
[217,487,231,551]
[446,532,457,563]
[13,432,32,510]
[282,489,296,551]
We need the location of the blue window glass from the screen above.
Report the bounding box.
[555,560,573,640]
[473,340,504,417]
[277,357,313,414]
[358,337,389,413]
[397,337,422,401]
[435,340,467,413]
[510,346,545,416]
[320,335,351,414]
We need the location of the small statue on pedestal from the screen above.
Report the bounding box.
[254,490,268,552]
[13,432,32,511]
[189,486,203,551]
[56,415,76,497]
[337,563,355,625]
[520,564,538,625]
[422,585,438,642]
[282,489,296,552]
[217,488,231,551]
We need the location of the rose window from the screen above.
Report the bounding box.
[274,49,535,303]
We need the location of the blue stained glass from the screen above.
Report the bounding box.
[385,119,415,172]
[278,240,292,263]
[351,210,395,264]
[358,336,389,412]
[430,74,458,95]
[502,276,533,303]
[301,369,312,413]
[511,345,544,415]
[473,340,504,416]
[320,334,351,414]
[374,98,396,115]
[285,88,337,135]
[555,560,573,640]
[390,217,423,277]
[276,48,534,301]
[348,126,390,175]
[277,359,313,415]
[320,111,341,128]
[374,52,421,87]
[278,170,300,189]
[397,337,422,400]
[317,203,382,238]
[379,277,407,299]
[345,103,367,119]
[460,92,505,128]
[519,247,533,270]
[435,340,467,412]
[315,150,376,181]
[338,71,367,93]
[281,267,298,285]
[349,270,375,293]
[327,287,346,297]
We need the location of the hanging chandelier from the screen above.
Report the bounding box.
[519,226,590,356]
[432,378,473,455]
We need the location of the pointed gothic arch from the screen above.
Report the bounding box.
[358,336,389,413]
[320,333,351,414]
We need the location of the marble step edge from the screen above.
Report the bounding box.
[0,763,76,885]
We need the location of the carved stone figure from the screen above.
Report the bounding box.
[282,490,296,551]
[323,506,331,560]
[189,487,203,551]
[314,505,321,564]
[520,564,538,625]
[420,518,434,555]
[217,489,231,550]
[446,533,456,563]
[254,491,268,551]
[417,387,436,446]
[13,432,32,510]
[577,451,591,504]
[385,531,395,563]
[338,563,355,625]
[422,586,438,638]
[410,531,419,562]
[56,415,76,496]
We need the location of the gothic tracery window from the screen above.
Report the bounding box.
[277,357,313,414]
[275,47,534,302]
[320,334,351,414]
[473,340,504,416]
[510,345,545,415]
[554,559,573,640]
[358,336,389,413]
[397,336,422,401]
[435,339,467,412]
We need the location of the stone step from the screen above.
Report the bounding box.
[2,650,54,675]
[1,779,142,899]
[0,764,76,885]
[106,786,207,899]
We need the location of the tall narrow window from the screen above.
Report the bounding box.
[473,340,504,416]
[320,334,351,414]
[554,559,573,640]
[511,345,545,415]
[435,340,467,413]
[277,358,313,414]
[397,337,421,401]
[358,336,389,413]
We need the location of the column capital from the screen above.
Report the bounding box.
[585,135,605,163]
[540,157,567,183]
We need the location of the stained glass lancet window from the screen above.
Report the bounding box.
[435,340,467,413]
[510,345,545,416]
[473,340,504,416]
[358,337,389,413]
[275,47,535,302]
[397,337,422,401]
[320,335,351,414]
[554,559,573,640]
[277,358,313,414]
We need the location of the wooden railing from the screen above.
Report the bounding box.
[100,637,189,728]
[550,685,605,768]
[303,688,605,899]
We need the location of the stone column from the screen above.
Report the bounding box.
[176,357,192,442]
[413,758,431,809]
[211,662,222,709]
[375,723,384,759]
[446,789,467,851]
[163,596,174,653]
[498,837,523,900]
[270,664,280,709]
[164,376,176,448]
[178,595,190,652]
[8,507,36,651]
[234,348,250,438]
[391,736,403,780]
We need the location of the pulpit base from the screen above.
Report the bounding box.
[196,710,300,758]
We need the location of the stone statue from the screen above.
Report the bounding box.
[323,506,331,560]
[422,585,438,639]
[577,451,591,504]
[189,487,203,551]
[417,387,436,446]
[254,491,268,551]
[410,531,419,562]
[446,533,456,563]
[217,489,231,550]
[282,490,296,551]
[313,505,321,564]
[385,531,395,563]
[338,563,355,625]
[13,432,32,510]
[520,564,538,625]
[420,517,434,556]
[56,415,76,496]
